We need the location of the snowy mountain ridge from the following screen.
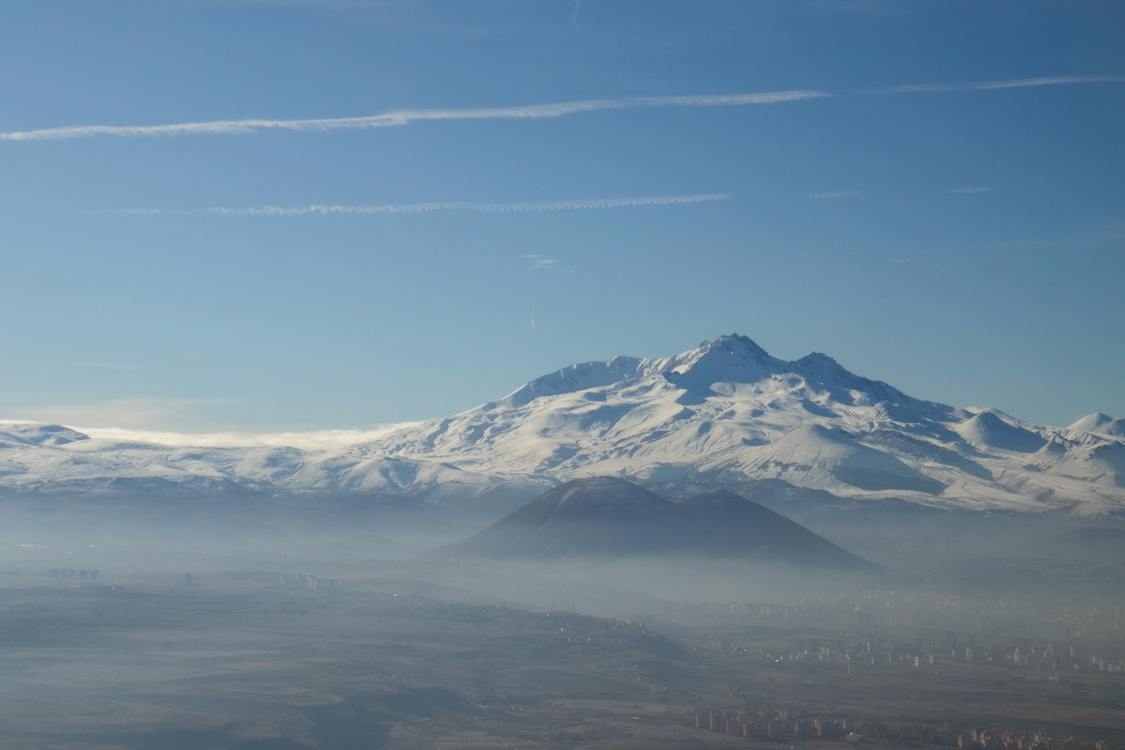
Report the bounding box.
[3,334,1124,516]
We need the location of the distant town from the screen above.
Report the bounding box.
[695,705,1111,750]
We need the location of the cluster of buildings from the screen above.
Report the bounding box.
[947,640,1124,674]
[693,706,851,739]
[956,727,1107,750]
[1085,654,1125,674]
[717,631,1124,677]
[725,634,960,673]
[540,611,681,656]
[692,706,1110,750]
[48,568,99,581]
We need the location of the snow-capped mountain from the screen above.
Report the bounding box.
[1067,412,1125,439]
[3,334,1124,515]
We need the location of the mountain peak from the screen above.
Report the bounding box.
[795,351,838,367]
[549,476,671,512]
[696,333,771,359]
[793,351,849,382]
[493,335,780,408]
[956,411,1046,453]
[1068,412,1125,438]
[0,421,88,447]
[444,478,870,565]
[661,333,781,388]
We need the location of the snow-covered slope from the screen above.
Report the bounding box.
[3,335,1124,515]
[1069,412,1125,439]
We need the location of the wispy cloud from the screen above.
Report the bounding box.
[4,406,420,449]
[3,75,1119,144]
[77,423,421,450]
[108,193,731,217]
[0,91,826,142]
[858,75,1125,96]
[523,254,561,271]
[944,186,994,195]
[809,190,861,200]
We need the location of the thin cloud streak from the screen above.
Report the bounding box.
[858,75,1125,95]
[3,75,1119,144]
[109,194,732,217]
[0,91,826,142]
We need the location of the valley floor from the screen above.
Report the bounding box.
[0,559,1122,750]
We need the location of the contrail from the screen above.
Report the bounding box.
[109,194,732,217]
[0,91,826,142]
[3,74,1118,143]
[857,74,1125,95]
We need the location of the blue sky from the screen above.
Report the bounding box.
[1,0,1123,431]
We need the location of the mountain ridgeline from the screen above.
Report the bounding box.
[443,477,870,568]
[2,333,1124,517]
